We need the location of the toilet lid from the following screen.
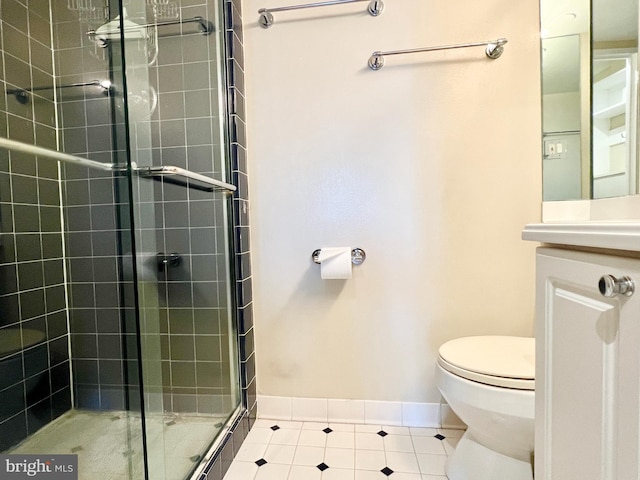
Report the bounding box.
[438,336,535,390]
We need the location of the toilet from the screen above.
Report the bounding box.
[435,336,535,480]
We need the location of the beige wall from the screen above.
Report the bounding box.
[243,0,542,403]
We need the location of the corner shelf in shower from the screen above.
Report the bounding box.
[0,137,236,193]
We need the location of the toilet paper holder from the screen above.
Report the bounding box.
[312,248,366,265]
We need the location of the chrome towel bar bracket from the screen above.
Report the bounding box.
[259,0,383,28]
[312,248,366,265]
[368,38,508,70]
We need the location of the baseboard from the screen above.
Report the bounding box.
[257,395,465,429]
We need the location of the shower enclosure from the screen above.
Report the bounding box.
[0,0,242,478]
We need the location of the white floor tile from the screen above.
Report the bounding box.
[390,474,423,480]
[416,453,447,476]
[275,421,304,430]
[271,428,302,445]
[288,465,322,480]
[292,445,325,466]
[222,460,258,480]
[384,435,415,453]
[253,419,280,428]
[355,424,381,433]
[409,427,439,437]
[324,447,355,469]
[265,444,296,464]
[245,427,275,444]
[329,423,356,432]
[225,421,459,480]
[235,442,268,462]
[385,451,421,474]
[298,429,328,447]
[254,463,291,480]
[355,433,384,450]
[354,470,387,479]
[322,468,356,480]
[382,426,411,436]
[304,421,330,430]
[327,431,355,449]
[412,436,447,455]
[354,450,386,471]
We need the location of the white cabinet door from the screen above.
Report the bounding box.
[536,247,640,480]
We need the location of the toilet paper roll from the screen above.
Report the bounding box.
[318,247,352,280]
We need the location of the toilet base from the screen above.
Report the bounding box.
[446,430,533,480]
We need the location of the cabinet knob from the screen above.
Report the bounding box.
[598,275,635,298]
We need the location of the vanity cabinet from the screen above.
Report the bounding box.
[535,247,640,480]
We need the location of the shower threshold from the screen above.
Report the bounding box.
[9,409,227,480]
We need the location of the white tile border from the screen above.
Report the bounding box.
[328,399,365,424]
[364,400,403,426]
[292,397,328,422]
[257,395,292,420]
[257,395,465,429]
[402,401,439,428]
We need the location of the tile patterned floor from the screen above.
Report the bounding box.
[223,420,462,480]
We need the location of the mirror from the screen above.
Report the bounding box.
[541,0,639,201]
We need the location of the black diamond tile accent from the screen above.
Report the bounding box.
[435,433,446,440]
[317,463,329,471]
[381,466,394,476]
[323,427,333,434]
[270,425,280,431]
[377,430,388,437]
[255,458,267,466]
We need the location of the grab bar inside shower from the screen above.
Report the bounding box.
[0,137,236,193]
[258,0,383,28]
[368,38,508,70]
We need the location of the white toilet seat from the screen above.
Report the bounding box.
[438,336,535,390]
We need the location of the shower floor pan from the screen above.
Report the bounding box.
[9,409,226,480]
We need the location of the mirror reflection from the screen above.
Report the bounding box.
[541,0,639,201]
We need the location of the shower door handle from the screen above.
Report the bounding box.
[598,275,635,298]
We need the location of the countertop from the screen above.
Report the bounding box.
[522,222,640,252]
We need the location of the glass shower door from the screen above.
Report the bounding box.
[117,0,241,477]
[0,0,148,478]
[0,0,240,478]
